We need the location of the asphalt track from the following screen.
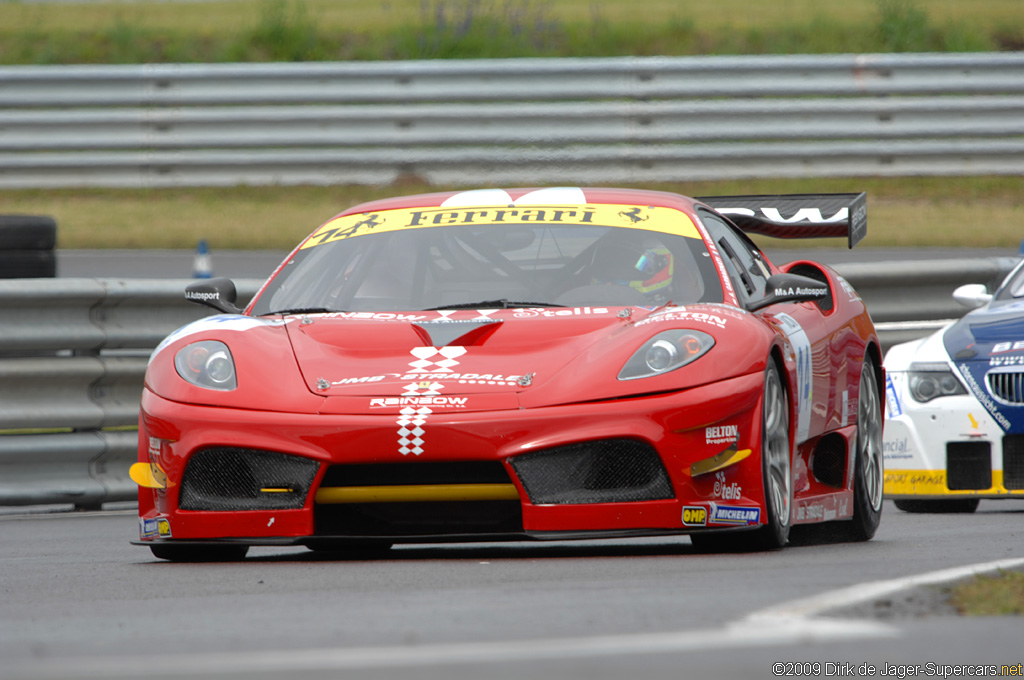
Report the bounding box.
[2,500,1023,680]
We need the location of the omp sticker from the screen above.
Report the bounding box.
[140,517,171,539]
[299,204,701,250]
[681,506,707,527]
[773,312,812,443]
[885,374,902,417]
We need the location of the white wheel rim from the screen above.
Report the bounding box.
[763,369,791,526]
[858,361,885,511]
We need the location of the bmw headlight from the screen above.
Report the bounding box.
[618,330,714,380]
[174,340,237,391]
[907,362,966,403]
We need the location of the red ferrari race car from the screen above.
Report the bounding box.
[131,187,882,560]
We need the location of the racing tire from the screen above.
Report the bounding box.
[0,215,57,278]
[0,215,57,250]
[149,544,250,562]
[831,353,884,541]
[893,498,980,514]
[691,361,792,552]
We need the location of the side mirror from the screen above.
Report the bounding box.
[952,283,992,309]
[749,273,830,312]
[185,277,242,314]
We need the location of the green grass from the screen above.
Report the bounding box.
[949,569,1024,616]
[0,0,1021,64]
[2,176,1022,251]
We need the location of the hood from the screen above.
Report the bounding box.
[284,307,633,410]
[943,298,1024,433]
[943,298,1024,364]
[283,304,765,414]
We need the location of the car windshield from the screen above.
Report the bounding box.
[252,218,723,315]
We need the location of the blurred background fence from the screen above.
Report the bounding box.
[2,52,1024,188]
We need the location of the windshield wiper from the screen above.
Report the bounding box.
[263,307,341,316]
[425,299,565,310]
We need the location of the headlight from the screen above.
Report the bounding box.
[174,340,237,391]
[907,362,966,403]
[618,330,714,380]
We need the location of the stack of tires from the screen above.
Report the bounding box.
[0,216,57,278]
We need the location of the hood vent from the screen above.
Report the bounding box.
[413,319,502,347]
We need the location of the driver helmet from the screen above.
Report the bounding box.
[593,238,675,304]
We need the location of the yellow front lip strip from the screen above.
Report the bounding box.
[689,446,752,477]
[315,483,521,504]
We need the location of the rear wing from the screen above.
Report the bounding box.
[697,192,867,249]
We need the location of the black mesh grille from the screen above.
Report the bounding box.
[179,448,320,511]
[508,438,674,505]
[946,442,992,491]
[1002,435,1024,490]
[812,433,847,487]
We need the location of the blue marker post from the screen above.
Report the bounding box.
[193,239,212,278]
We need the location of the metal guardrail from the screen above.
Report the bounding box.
[0,259,1017,508]
[2,53,1024,188]
[0,279,262,508]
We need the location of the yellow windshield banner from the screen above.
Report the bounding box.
[300,204,700,249]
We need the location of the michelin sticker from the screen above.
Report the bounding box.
[708,503,760,526]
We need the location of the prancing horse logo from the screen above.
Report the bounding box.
[618,208,649,224]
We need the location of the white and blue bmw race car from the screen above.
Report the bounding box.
[884,258,1024,512]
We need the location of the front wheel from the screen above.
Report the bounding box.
[691,361,791,552]
[833,353,884,541]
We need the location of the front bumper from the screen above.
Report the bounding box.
[883,374,1024,499]
[136,372,767,543]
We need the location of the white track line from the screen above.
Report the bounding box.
[13,557,1024,678]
